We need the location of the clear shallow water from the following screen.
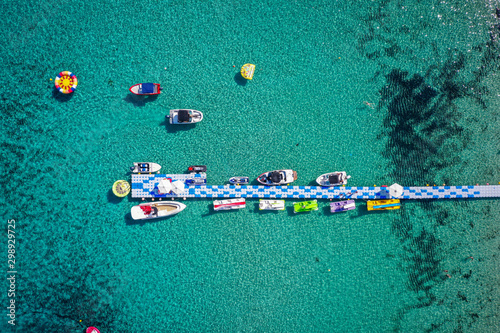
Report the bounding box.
[1,0,499,332]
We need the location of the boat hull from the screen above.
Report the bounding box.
[129,83,161,95]
[167,109,203,124]
[367,199,401,211]
[257,170,297,185]
[213,198,246,211]
[86,327,101,333]
[316,172,350,186]
[330,200,355,213]
[130,162,161,173]
[188,165,207,173]
[131,202,186,220]
[259,199,285,210]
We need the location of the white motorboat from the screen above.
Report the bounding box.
[131,202,186,220]
[213,198,246,211]
[166,109,203,124]
[130,162,161,173]
[259,199,285,211]
[257,170,297,185]
[316,172,350,186]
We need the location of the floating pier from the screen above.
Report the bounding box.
[131,174,500,200]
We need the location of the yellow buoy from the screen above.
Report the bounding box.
[112,180,130,197]
[241,63,255,80]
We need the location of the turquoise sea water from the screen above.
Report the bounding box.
[1,0,500,332]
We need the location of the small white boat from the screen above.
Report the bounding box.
[257,170,297,185]
[131,202,186,220]
[229,176,249,185]
[213,198,246,211]
[316,172,350,186]
[259,199,285,211]
[166,109,203,124]
[130,162,161,173]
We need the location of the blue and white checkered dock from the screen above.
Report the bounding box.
[131,175,500,200]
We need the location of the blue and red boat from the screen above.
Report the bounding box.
[129,83,161,95]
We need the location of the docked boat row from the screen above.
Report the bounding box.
[130,198,400,220]
[255,170,350,186]
[231,170,350,186]
[227,198,400,213]
[127,164,350,187]
[129,163,207,175]
[125,163,399,219]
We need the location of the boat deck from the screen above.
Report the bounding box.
[131,175,500,199]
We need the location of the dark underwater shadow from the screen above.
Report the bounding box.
[201,201,251,215]
[348,203,371,218]
[163,118,198,133]
[107,189,126,204]
[123,93,159,107]
[200,202,215,217]
[287,203,322,216]
[357,8,500,330]
[124,211,180,226]
[234,72,248,86]
[125,212,145,226]
[52,87,74,102]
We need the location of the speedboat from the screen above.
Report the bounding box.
[129,83,161,95]
[259,199,285,211]
[316,172,351,186]
[229,176,249,185]
[86,327,100,333]
[330,200,356,213]
[213,198,246,211]
[293,200,318,213]
[257,170,297,185]
[130,162,161,173]
[166,109,203,124]
[187,165,206,173]
[367,199,401,211]
[131,202,186,220]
